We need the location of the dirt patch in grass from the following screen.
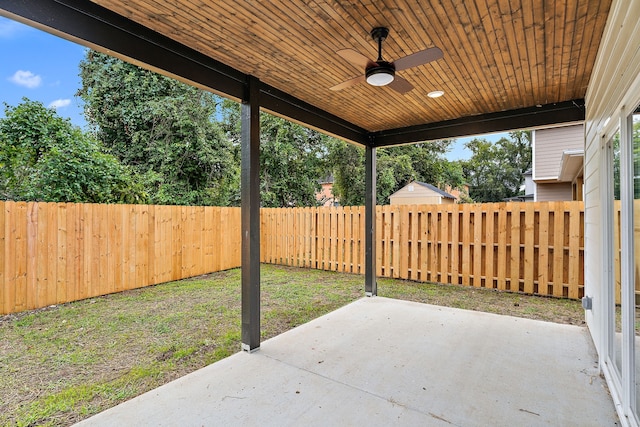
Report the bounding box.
[0,264,584,426]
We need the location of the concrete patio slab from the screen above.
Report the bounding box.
[75,297,618,426]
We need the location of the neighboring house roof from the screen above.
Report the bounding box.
[318,174,334,184]
[416,181,457,199]
[504,194,534,202]
[389,181,456,200]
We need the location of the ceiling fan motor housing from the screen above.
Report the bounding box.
[366,61,395,86]
[371,27,389,41]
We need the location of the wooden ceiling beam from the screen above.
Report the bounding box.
[371,99,585,147]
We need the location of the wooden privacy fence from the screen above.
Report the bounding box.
[0,202,241,315]
[262,201,585,299]
[1,200,584,315]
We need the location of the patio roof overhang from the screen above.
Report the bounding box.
[0,0,613,352]
[0,0,610,146]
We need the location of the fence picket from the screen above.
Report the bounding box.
[56,203,67,304]
[410,206,420,281]
[472,206,482,287]
[16,202,28,311]
[461,204,471,286]
[29,203,41,309]
[568,202,581,298]
[497,204,508,291]
[66,203,78,302]
[553,203,565,297]
[538,203,549,295]
[485,206,495,289]
[376,206,385,277]
[0,202,4,312]
[46,204,58,306]
[509,204,521,292]
[399,205,409,279]
[524,203,535,294]
[450,205,459,285]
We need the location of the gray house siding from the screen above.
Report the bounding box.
[533,124,584,180]
[536,182,573,201]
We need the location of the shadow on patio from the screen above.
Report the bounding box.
[76,297,617,426]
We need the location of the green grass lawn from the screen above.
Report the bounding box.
[0,264,583,427]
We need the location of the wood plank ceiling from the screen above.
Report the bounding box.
[86,0,610,134]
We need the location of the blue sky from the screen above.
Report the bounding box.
[0,16,87,128]
[448,132,507,161]
[0,15,507,160]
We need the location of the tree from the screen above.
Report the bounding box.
[328,139,464,205]
[77,51,238,206]
[327,139,364,206]
[0,99,146,203]
[612,117,640,200]
[461,131,532,202]
[220,100,327,207]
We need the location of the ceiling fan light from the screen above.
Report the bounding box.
[366,62,395,86]
[366,70,394,86]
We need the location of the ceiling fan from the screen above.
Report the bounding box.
[330,27,443,94]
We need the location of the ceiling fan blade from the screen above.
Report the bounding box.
[336,49,374,68]
[393,47,443,71]
[330,75,366,91]
[388,76,414,94]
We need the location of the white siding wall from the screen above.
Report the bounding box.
[533,124,584,180]
[584,0,640,368]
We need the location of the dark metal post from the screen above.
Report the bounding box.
[241,76,261,352]
[365,145,377,296]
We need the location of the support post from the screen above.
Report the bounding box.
[241,76,261,352]
[365,145,377,296]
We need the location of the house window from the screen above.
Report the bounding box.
[610,128,623,378]
[607,104,640,421]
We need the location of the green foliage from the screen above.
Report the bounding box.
[259,114,327,207]
[328,139,464,205]
[612,117,640,200]
[220,100,327,207]
[327,139,365,206]
[78,51,238,206]
[0,99,147,203]
[461,130,532,202]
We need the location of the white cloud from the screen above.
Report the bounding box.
[9,70,42,89]
[48,99,71,109]
[0,18,29,38]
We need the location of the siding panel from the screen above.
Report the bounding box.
[534,124,584,179]
[537,183,573,201]
[583,0,640,361]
